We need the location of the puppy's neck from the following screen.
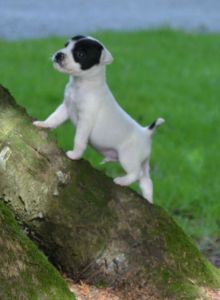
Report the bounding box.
[71,66,107,89]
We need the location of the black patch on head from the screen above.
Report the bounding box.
[148,120,156,130]
[65,35,85,47]
[71,35,86,41]
[72,39,103,70]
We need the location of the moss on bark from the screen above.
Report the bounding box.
[0,85,220,299]
[0,201,75,300]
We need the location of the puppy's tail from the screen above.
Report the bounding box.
[146,118,165,137]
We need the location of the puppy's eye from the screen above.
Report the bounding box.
[76,50,86,58]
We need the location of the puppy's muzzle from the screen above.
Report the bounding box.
[54,52,65,63]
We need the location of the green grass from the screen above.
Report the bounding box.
[1,29,220,241]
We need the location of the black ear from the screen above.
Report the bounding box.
[71,35,86,41]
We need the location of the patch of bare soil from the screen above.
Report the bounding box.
[63,274,162,300]
[200,288,220,300]
[64,273,220,300]
[64,276,120,300]
[66,279,220,300]
[67,281,220,300]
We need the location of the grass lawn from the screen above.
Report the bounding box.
[0,29,220,241]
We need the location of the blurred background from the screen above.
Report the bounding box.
[1,0,220,39]
[0,0,220,267]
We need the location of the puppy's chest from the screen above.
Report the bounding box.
[64,87,89,123]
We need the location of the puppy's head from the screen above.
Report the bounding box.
[52,35,113,75]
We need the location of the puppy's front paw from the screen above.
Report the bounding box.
[33,121,50,129]
[66,150,82,160]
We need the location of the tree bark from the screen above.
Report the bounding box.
[0,201,75,300]
[0,85,220,300]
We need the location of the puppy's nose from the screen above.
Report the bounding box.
[54,52,65,62]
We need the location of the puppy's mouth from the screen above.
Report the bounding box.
[52,60,62,70]
[52,59,74,75]
[53,60,64,68]
[52,53,76,74]
[52,56,67,72]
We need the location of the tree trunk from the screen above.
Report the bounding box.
[0,201,75,300]
[0,85,220,300]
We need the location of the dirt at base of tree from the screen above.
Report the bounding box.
[64,274,220,300]
[64,274,162,300]
[199,288,220,300]
[64,274,119,300]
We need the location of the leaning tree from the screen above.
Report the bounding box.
[0,85,220,299]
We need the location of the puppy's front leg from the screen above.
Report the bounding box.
[66,118,92,160]
[33,103,68,129]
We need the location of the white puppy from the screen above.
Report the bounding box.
[33,35,164,203]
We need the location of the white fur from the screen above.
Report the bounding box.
[33,37,164,203]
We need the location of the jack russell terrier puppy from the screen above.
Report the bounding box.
[33,35,164,203]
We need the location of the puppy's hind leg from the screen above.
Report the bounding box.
[113,147,141,186]
[114,172,140,186]
[139,161,153,203]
